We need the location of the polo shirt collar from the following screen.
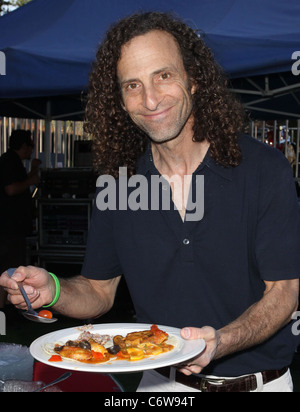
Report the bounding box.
[136,143,234,181]
[201,152,233,181]
[136,144,157,176]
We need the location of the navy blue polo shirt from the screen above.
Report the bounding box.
[82,134,300,377]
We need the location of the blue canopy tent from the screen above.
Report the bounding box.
[0,0,299,120]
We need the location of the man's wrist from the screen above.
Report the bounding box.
[43,273,61,308]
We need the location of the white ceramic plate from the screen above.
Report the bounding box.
[30,323,206,373]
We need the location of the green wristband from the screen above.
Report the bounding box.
[43,272,61,308]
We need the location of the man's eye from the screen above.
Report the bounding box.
[127,83,138,91]
[160,73,171,80]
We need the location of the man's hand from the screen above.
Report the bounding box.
[28,159,41,185]
[0,266,122,320]
[31,158,42,171]
[0,266,54,310]
[178,279,299,377]
[178,326,220,375]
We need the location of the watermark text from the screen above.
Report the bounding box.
[291,51,300,76]
[0,311,6,335]
[292,311,300,336]
[96,167,204,222]
[0,51,6,76]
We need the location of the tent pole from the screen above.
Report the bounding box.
[285,120,289,154]
[273,120,277,148]
[262,120,266,143]
[34,119,39,159]
[45,100,52,168]
[3,117,7,152]
[250,120,254,137]
[296,119,300,179]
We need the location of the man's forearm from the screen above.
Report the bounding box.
[51,276,119,320]
[5,179,33,196]
[215,279,299,360]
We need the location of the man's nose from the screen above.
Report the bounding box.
[142,83,162,111]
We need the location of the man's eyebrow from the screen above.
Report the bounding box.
[119,66,176,87]
[152,66,174,76]
[119,77,139,87]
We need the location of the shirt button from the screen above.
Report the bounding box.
[183,238,190,246]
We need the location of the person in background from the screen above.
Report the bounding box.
[0,130,41,308]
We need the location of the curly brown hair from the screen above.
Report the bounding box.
[84,12,245,177]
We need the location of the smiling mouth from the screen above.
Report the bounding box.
[142,106,174,121]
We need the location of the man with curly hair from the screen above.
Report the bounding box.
[1,12,300,392]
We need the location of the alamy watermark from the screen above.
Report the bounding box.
[0,51,6,76]
[291,51,300,76]
[0,311,6,336]
[292,311,300,336]
[96,167,204,222]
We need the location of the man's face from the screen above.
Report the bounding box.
[117,30,195,144]
[20,143,34,160]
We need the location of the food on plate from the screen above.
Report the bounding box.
[53,335,111,363]
[114,324,169,347]
[47,324,175,364]
[113,324,173,361]
[49,355,62,362]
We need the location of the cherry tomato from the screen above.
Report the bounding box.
[38,310,53,319]
[48,355,62,362]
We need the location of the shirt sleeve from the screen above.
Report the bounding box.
[255,149,300,281]
[81,189,123,280]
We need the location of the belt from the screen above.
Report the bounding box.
[156,366,288,392]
